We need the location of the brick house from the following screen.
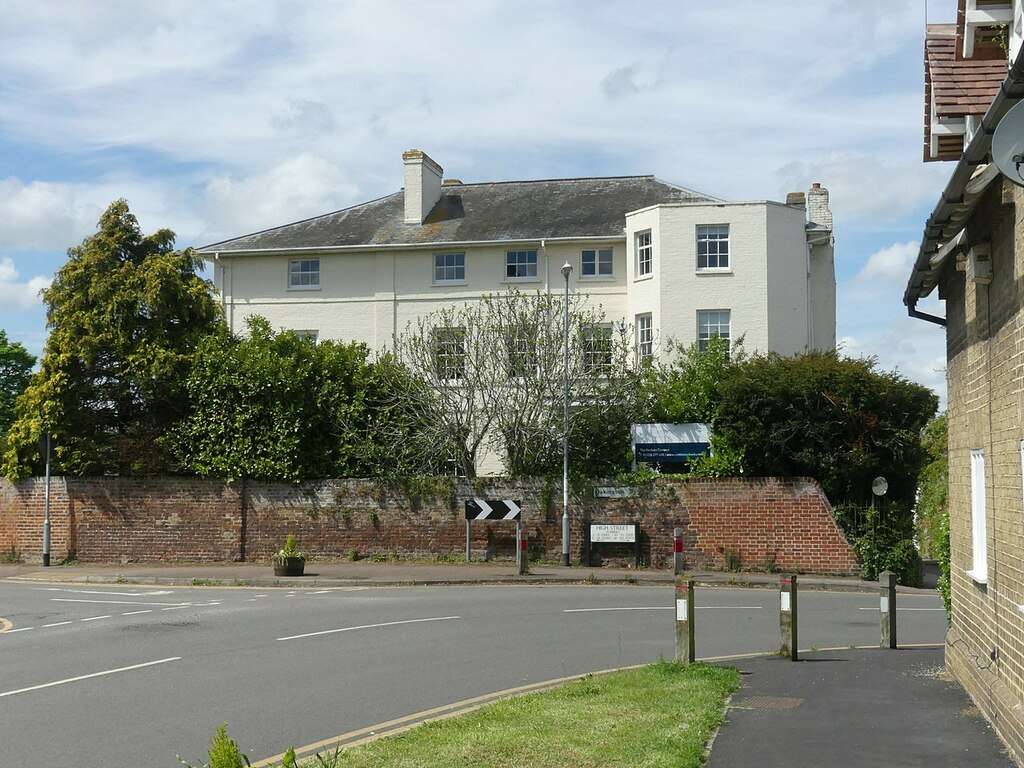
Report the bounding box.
[906,1,1024,760]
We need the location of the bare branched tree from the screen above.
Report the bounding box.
[390,290,641,476]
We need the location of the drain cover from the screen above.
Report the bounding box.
[734,696,804,710]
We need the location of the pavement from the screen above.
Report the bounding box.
[1,558,1010,766]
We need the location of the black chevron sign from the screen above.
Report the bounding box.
[464,498,522,520]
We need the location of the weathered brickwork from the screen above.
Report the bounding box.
[941,180,1024,764]
[0,475,857,574]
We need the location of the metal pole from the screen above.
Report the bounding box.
[43,433,51,567]
[561,263,572,566]
[779,573,798,660]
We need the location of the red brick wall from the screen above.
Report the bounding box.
[0,476,858,574]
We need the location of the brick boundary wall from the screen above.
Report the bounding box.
[0,476,859,574]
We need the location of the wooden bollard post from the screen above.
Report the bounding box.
[779,574,798,661]
[675,579,695,665]
[880,570,896,649]
[673,527,684,575]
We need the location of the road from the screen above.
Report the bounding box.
[0,581,947,767]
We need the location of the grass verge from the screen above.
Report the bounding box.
[286,661,738,768]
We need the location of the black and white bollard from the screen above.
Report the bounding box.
[675,579,695,665]
[780,574,798,661]
[673,527,684,575]
[879,570,897,649]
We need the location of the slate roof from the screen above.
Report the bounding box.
[198,176,716,253]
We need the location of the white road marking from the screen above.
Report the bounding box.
[0,657,181,699]
[121,610,153,616]
[278,616,461,642]
[5,627,33,633]
[50,598,188,607]
[161,605,189,611]
[42,621,72,627]
[81,615,112,622]
[38,588,173,596]
[563,606,763,613]
[857,607,944,612]
[309,590,331,595]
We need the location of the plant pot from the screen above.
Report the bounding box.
[273,557,305,577]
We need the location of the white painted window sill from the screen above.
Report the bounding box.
[287,285,321,291]
[502,277,540,284]
[966,568,988,585]
[633,273,654,282]
[580,275,615,281]
[432,280,468,287]
[696,268,733,276]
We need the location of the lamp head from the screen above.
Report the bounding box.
[561,262,573,279]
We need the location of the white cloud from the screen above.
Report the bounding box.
[0,257,49,311]
[856,241,920,284]
[200,154,361,242]
[0,178,97,251]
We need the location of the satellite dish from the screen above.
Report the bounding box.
[871,476,888,497]
[992,100,1024,187]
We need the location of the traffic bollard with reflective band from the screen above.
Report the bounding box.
[879,570,897,649]
[779,574,798,661]
[675,579,695,665]
[673,527,684,575]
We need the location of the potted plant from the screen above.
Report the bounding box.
[272,534,307,577]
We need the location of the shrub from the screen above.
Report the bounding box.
[179,723,249,768]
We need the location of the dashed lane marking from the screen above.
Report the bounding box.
[42,621,72,628]
[50,598,189,607]
[81,615,112,622]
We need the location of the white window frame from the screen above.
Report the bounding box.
[635,231,653,278]
[292,330,318,343]
[433,326,466,381]
[505,249,539,281]
[697,224,730,271]
[697,309,731,353]
[433,252,466,284]
[288,258,320,290]
[582,323,614,374]
[636,313,653,363]
[581,248,614,279]
[969,448,988,584]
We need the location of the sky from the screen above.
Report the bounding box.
[0,0,957,404]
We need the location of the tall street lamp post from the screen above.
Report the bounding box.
[560,261,572,566]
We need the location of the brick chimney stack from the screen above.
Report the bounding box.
[403,149,443,224]
[808,182,832,230]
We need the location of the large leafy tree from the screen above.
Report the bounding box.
[0,331,36,436]
[172,317,423,481]
[4,200,223,477]
[711,351,938,507]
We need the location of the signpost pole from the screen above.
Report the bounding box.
[675,579,695,665]
[673,527,684,575]
[780,574,798,661]
[880,570,897,649]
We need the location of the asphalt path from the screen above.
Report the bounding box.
[0,582,947,767]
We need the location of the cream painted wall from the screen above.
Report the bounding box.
[765,203,812,355]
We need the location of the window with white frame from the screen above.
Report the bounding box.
[697,224,730,270]
[636,314,653,363]
[288,258,320,288]
[970,448,988,583]
[636,232,653,277]
[582,324,613,374]
[506,249,538,279]
[697,310,731,352]
[433,252,465,283]
[433,327,466,380]
[292,330,318,343]
[582,248,613,277]
[505,326,537,379]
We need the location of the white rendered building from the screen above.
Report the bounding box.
[198,150,836,359]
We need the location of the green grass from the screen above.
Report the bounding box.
[295,661,738,768]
